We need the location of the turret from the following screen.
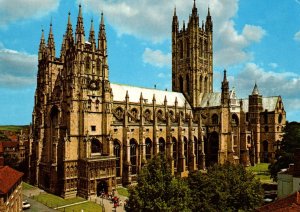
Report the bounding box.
[98,13,107,55]
[75,4,85,49]
[89,19,96,51]
[47,21,55,60]
[190,0,199,26]
[38,29,46,61]
[221,69,230,106]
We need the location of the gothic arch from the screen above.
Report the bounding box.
[96,58,101,76]
[184,136,188,167]
[204,76,208,93]
[91,138,103,155]
[262,140,269,163]
[179,75,184,93]
[172,137,178,169]
[212,113,219,125]
[205,131,219,166]
[232,113,239,126]
[200,75,203,93]
[145,138,152,160]
[130,138,138,174]
[186,74,190,95]
[113,139,121,177]
[159,137,166,153]
[85,56,91,74]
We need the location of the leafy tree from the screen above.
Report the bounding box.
[126,155,191,211]
[188,163,264,212]
[269,122,300,181]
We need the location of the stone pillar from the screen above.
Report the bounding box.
[188,113,196,171]
[122,138,132,185]
[198,115,206,170]
[177,135,186,174]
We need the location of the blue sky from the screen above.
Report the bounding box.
[0,0,299,125]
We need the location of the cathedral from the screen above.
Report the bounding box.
[30,2,286,198]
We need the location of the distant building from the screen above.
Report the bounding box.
[30,3,286,198]
[277,149,300,198]
[0,145,24,212]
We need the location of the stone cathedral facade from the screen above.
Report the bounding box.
[30,3,286,198]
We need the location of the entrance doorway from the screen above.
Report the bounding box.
[97,180,108,196]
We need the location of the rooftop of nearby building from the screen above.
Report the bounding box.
[0,166,23,195]
[256,190,300,212]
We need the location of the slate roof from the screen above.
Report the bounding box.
[241,96,279,112]
[199,92,221,107]
[111,83,190,108]
[0,166,23,194]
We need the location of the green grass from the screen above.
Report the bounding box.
[246,163,273,183]
[32,193,85,208]
[22,182,35,190]
[117,187,129,197]
[0,125,27,132]
[246,163,269,172]
[58,202,103,212]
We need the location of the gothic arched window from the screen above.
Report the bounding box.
[179,76,184,93]
[212,114,218,125]
[186,74,190,95]
[85,56,91,74]
[96,58,101,76]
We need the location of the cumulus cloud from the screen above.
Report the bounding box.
[0,45,37,88]
[268,63,278,69]
[0,0,60,27]
[143,48,171,68]
[294,31,300,41]
[228,63,300,119]
[81,0,265,67]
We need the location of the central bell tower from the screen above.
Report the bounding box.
[172,1,213,108]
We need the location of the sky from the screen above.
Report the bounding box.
[0,0,300,125]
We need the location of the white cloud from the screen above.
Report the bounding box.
[242,25,266,42]
[268,63,278,68]
[0,0,60,27]
[228,63,300,120]
[0,45,37,88]
[294,31,300,41]
[143,48,171,68]
[81,0,265,67]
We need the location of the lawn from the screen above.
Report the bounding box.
[0,125,27,132]
[58,202,103,212]
[32,193,85,208]
[22,182,35,190]
[246,163,273,183]
[117,187,129,197]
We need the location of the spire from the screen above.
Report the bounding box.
[89,19,96,51]
[65,12,74,48]
[172,6,178,32]
[190,0,199,27]
[192,0,198,16]
[221,69,230,106]
[252,83,259,95]
[38,29,46,60]
[98,12,107,55]
[47,21,55,59]
[205,7,213,32]
[75,4,85,48]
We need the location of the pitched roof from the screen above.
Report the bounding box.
[200,92,221,107]
[0,166,23,194]
[256,191,300,212]
[241,96,279,112]
[111,83,190,108]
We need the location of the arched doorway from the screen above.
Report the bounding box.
[159,137,166,154]
[114,140,121,177]
[130,139,138,174]
[263,140,268,163]
[97,180,108,196]
[145,138,152,160]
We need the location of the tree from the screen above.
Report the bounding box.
[269,122,300,181]
[188,163,264,211]
[126,155,191,211]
